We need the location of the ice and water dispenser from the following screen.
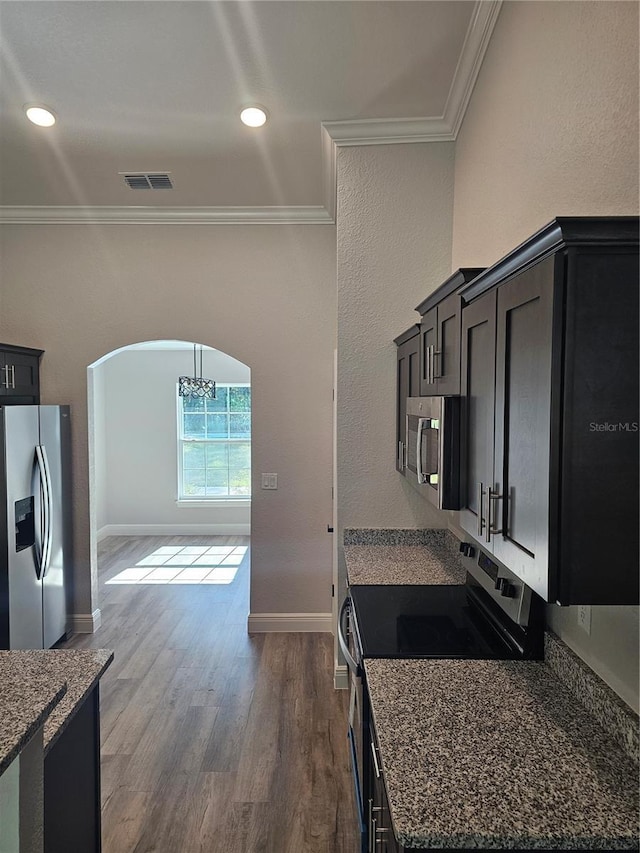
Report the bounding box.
[15,496,35,552]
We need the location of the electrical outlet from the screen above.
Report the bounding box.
[261,473,278,490]
[577,604,592,635]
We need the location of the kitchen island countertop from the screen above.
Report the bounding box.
[365,655,640,850]
[0,648,114,774]
[344,528,466,585]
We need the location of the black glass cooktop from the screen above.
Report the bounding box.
[349,584,521,659]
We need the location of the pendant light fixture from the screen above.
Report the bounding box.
[178,344,216,399]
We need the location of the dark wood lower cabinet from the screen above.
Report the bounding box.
[367,707,400,853]
[44,687,102,853]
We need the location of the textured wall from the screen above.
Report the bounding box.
[451,0,639,711]
[452,0,639,268]
[91,361,107,532]
[95,347,250,531]
[0,223,336,620]
[336,143,455,536]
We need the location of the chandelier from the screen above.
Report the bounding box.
[178,344,216,400]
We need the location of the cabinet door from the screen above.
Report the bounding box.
[396,336,419,472]
[460,290,496,545]
[435,292,462,395]
[0,349,41,403]
[492,258,553,600]
[368,717,400,853]
[419,308,437,396]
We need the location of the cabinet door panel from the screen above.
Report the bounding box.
[493,259,553,599]
[419,308,437,395]
[397,348,408,473]
[0,348,41,403]
[460,291,496,544]
[408,343,420,398]
[396,335,419,473]
[436,293,461,395]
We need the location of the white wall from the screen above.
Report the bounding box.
[336,142,456,567]
[0,223,336,624]
[452,0,639,268]
[94,346,250,535]
[451,0,639,711]
[91,360,107,533]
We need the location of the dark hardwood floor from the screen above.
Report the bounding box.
[63,536,359,853]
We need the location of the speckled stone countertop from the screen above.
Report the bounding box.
[344,529,466,585]
[0,649,114,775]
[364,657,640,850]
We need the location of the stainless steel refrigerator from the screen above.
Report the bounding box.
[0,405,71,649]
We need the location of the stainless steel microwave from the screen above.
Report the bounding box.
[405,396,461,509]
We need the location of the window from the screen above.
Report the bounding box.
[178,384,251,500]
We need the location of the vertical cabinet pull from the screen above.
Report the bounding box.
[432,348,442,379]
[2,364,17,390]
[477,482,484,537]
[370,740,382,779]
[487,487,504,539]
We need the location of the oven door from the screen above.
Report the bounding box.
[406,396,460,509]
[338,597,368,853]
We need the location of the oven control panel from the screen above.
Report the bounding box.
[459,541,533,626]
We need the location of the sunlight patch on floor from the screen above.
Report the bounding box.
[106,545,248,585]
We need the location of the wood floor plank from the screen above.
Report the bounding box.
[62,535,359,853]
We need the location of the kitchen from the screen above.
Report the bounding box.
[0,1,638,851]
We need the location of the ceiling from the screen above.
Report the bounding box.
[0,0,500,223]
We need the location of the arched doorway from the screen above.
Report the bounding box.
[87,340,251,598]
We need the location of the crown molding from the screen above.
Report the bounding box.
[321,124,338,222]
[322,116,454,147]
[443,0,503,137]
[0,205,334,225]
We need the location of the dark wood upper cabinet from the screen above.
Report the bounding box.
[394,325,420,473]
[416,268,484,396]
[459,217,639,605]
[0,343,43,404]
[461,261,554,600]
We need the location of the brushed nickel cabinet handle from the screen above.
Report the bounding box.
[488,487,503,539]
[477,482,484,537]
[370,740,382,779]
[9,365,15,389]
[432,349,442,379]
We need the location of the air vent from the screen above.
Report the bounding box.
[121,172,173,190]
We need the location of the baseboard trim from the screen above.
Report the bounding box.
[70,609,102,634]
[97,523,251,541]
[247,612,333,633]
[334,664,349,690]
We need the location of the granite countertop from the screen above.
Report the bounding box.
[344,529,466,585]
[365,656,640,850]
[0,648,114,774]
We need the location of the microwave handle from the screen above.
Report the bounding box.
[416,417,431,483]
[417,415,442,485]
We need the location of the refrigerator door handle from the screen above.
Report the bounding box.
[34,446,45,579]
[40,444,53,578]
[35,445,52,579]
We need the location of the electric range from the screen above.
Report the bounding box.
[338,541,545,853]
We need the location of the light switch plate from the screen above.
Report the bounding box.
[261,473,278,490]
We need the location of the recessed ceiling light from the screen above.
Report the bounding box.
[25,105,56,127]
[240,106,267,128]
